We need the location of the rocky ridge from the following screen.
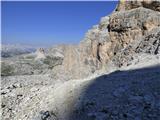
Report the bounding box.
[1,44,36,58]
[1,1,160,120]
[51,0,160,80]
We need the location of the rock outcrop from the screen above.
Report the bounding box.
[52,0,160,80]
[112,28,160,67]
[35,48,46,60]
[116,0,160,12]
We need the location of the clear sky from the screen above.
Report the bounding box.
[2,1,118,47]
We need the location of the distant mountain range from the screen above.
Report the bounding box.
[1,44,36,57]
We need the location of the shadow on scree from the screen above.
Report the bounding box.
[38,65,160,120]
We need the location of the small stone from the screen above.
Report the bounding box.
[1,104,6,108]
[144,94,153,104]
[113,87,126,97]
[135,116,141,120]
[13,83,22,88]
[87,112,96,119]
[128,95,143,103]
[1,89,10,95]
[30,87,39,92]
[40,111,50,120]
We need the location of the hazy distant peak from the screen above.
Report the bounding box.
[1,44,36,58]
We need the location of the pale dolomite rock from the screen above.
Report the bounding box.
[52,0,160,80]
[35,48,46,60]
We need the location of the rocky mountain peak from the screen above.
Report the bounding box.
[52,0,160,80]
[116,0,160,12]
[35,48,46,60]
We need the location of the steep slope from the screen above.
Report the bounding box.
[1,54,160,120]
[112,27,160,67]
[53,65,160,120]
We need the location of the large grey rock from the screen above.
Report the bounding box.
[116,0,160,12]
[112,28,160,67]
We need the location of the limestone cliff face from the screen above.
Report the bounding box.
[116,0,160,12]
[53,0,160,80]
[112,28,160,67]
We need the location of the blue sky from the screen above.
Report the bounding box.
[2,1,118,47]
